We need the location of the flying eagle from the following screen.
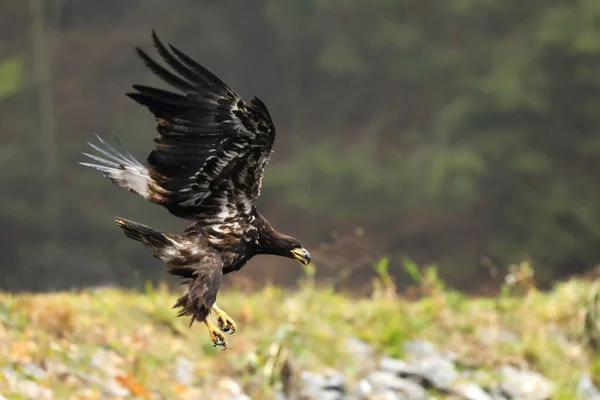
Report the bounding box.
[81,31,311,349]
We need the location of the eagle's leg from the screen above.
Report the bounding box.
[212,303,237,334]
[204,319,227,350]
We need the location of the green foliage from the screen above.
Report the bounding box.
[0,54,24,100]
[262,0,600,282]
[3,0,600,289]
[373,256,391,282]
[403,257,422,284]
[371,256,397,300]
[316,32,363,75]
[585,284,600,354]
[402,256,446,296]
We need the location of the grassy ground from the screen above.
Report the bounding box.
[0,262,598,399]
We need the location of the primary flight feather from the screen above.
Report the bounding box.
[81,30,311,349]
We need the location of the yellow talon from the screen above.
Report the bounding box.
[204,320,227,350]
[212,304,237,334]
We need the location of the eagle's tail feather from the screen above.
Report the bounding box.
[115,217,172,250]
[80,135,152,200]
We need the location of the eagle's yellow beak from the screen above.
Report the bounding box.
[291,247,311,265]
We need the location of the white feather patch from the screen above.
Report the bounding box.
[80,136,152,199]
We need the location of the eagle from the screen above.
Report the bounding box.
[80,31,311,349]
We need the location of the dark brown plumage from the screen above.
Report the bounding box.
[81,30,310,349]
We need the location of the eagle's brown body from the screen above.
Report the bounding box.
[81,31,310,349]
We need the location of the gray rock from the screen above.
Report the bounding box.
[488,389,508,400]
[323,370,346,391]
[416,356,459,390]
[1,366,53,400]
[403,340,438,358]
[274,391,289,400]
[174,355,195,385]
[455,383,493,400]
[301,370,326,386]
[345,337,378,374]
[309,392,344,400]
[230,395,253,400]
[498,366,553,400]
[368,390,402,400]
[299,371,345,400]
[70,370,130,398]
[21,363,47,380]
[1,366,18,386]
[366,371,428,400]
[379,357,419,376]
[578,375,600,399]
[89,348,123,377]
[44,361,68,376]
[356,378,374,397]
[345,337,375,358]
[379,354,458,392]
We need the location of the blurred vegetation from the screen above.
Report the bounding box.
[1,0,600,290]
[0,262,598,398]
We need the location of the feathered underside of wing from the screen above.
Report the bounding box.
[127,30,276,224]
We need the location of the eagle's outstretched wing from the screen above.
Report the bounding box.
[82,31,276,225]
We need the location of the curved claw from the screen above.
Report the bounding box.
[204,320,228,350]
[213,304,237,335]
[217,316,237,334]
[212,336,226,346]
[212,340,227,350]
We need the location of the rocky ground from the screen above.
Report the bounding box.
[295,338,580,400]
[2,337,597,399]
[0,274,599,399]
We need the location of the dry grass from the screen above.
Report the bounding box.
[0,264,598,399]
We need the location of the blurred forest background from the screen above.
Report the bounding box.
[1,0,600,294]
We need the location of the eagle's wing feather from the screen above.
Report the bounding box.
[128,30,276,224]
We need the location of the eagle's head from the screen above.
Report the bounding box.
[281,236,312,266]
[258,231,311,265]
[253,213,311,265]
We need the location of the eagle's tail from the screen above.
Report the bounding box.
[115,217,175,257]
[79,134,153,200]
